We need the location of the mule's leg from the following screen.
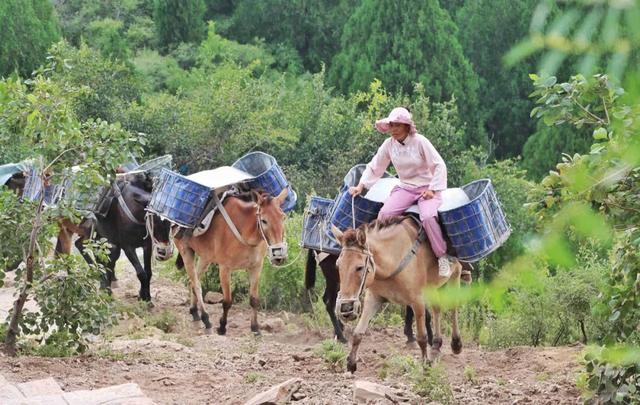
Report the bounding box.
[425,305,434,347]
[430,305,443,361]
[176,245,200,321]
[450,307,462,354]
[347,292,382,373]
[449,264,462,354]
[55,226,72,256]
[404,306,415,343]
[193,258,212,331]
[122,247,149,302]
[406,305,433,346]
[248,263,263,335]
[320,261,346,343]
[141,240,153,302]
[217,266,232,335]
[410,302,429,364]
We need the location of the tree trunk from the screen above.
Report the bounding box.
[579,320,588,344]
[4,196,44,356]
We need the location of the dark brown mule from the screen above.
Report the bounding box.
[332,217,462,373]
[305,250,433,345]
[56,172,174,301]
[174,188,288,335]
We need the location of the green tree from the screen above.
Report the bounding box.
[153,0,206,52]
[87,18,131,60]
[46,42,143,124]
[455,0,539,158]
[328,0,484,147]
[0,57,142,355]
[0,0,60,77]
[224,0,357,72]
[521,122,591,180]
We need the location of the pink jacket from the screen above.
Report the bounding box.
[360,133,447,191]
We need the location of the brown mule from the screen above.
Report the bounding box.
[174,188,288,335]
[332,217,462,373]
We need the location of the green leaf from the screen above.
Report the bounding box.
[593,127,609,140]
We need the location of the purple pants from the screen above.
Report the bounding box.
[377,186,447,258]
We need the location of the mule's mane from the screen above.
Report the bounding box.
[231,189,273,204]
[370,216,407,230]
[341,216,413,248]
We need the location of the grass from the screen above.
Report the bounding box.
[239,337,260,355]
[464,365,477,384]
[314,339,347,371]
[145,309,178,333]
[378,354,454,404]
[244,371,264,384]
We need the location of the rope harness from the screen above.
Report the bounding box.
[210,192,288,263]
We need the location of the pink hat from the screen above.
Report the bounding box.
[375,107,417,135]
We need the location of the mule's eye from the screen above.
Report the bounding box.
[261,219,268,225]
[356,266,365,272]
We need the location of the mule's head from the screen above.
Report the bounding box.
[332,225,374,322]
[6,172,26,196]
[254,188,289,266]
[147,213,174,261]
[121,172,174,261]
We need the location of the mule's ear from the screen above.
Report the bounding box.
[252,189,265,204]
[275,187,289,206]
[331,225,344,244]
[356,228,367,247]
[132,192,149,205]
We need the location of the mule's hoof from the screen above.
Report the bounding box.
[347,361,357,373]
[252,329,262,336]
[451,337,463,354]
[189,307,200,321]
[405,335,416,344]
[336,335,348,344]
[204,327,213,335]
[217,326,227,335]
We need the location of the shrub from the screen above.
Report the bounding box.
[314,339,346,371]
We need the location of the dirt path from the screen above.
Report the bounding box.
[0,259,583,404]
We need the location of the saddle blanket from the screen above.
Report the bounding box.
[364,177,470,214]
[187,166,254,190]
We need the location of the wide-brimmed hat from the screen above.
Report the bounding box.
[375,107,417,135]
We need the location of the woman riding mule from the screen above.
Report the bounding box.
[174,188,288,335]
[349,107,452,277]
[332,219,463,373]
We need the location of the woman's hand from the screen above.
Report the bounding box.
[349,184,365,196]
[421,189,435,200]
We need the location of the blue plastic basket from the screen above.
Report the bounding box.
[148,168,212,228]
[23,166,64,206]
[438,179,510,262]
[232,151,297,212]
[329,191,383,234]
[301,196,340,253]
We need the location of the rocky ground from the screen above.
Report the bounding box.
[0,259,584,404]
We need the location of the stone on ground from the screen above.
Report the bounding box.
[244,377,303,405]
[353,380,411,403]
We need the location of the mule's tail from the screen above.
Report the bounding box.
[304,250,316,290]
[175,253,184,270]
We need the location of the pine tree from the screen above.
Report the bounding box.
[0,0,60,77]
[455,0,539,158]
[154,0,206,52]
[328,0,484,146]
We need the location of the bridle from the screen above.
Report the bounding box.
[335,244,376,319]
[213,192,288,263]
[113,179,174,260]
[255,203,288,262]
